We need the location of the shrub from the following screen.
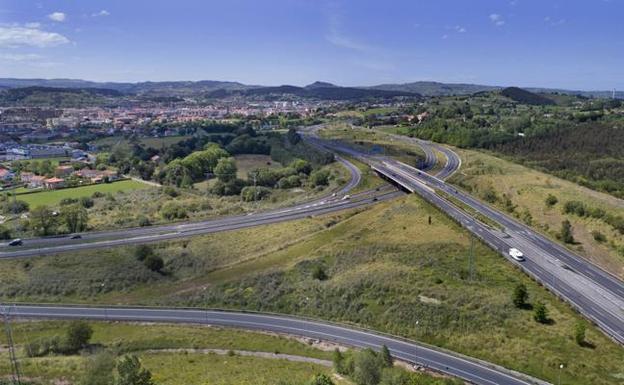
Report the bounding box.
[65,321,93,353]
[137,216,152,227]
[559,220,575,244]
[545,194,558,207]
[512,283,528,308]
[79,197,94,208]
[575,321,586,346]
[533,301,549,324]
[307,373,334,385]
[134,244,153,261]
[160,201,187,220]
[163,186,179,197]
[240,186,271,202]
[592,230,606,243]
[210,179,247,196]
[0,224,11,240]
[144,254,164,272]
[277,175,301,189]
[312,265,328,281]
[309,169,330,187]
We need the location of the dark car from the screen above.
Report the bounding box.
[8,238,22,246]
[70,234,82,239]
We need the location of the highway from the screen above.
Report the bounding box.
[3,304,545,385]
[315,132,624,345]
[0,156,402,258]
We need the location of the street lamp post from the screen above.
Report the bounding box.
[558,363,564,385]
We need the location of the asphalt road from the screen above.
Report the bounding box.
[4,304,545,385]
[315,131,624,344]
[0,156,402,258]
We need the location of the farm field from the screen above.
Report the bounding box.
[17,179,152,208]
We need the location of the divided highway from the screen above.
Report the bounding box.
[316,132,624,345]
[4,305,545,385]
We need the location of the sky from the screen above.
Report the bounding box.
[0,0,622,90]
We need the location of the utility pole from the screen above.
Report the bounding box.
[469,235,475,282]
[2,305,22,385]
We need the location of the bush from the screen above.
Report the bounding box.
[79,197,94,208]
[512,283,528,308]
[60,197,79,206]
[134,244,153,261]
[116,355,155,385]
[2,199,29,214]
[210,179,247,196]
[575,321,586,346]
[163,186,179,197]
[160,201,188,220]
[240,186,272,202]
[312,265,328,281]
[309,169,330,187]
[0,224,11,240]
[592,230,606,243]
[545,194,558,207]
[290,159,312,175]
[277,175,301,189]
[559,220,575,244]
[65,321,93,353]
[307,373,335,385]
[533,301,549,324]
[137,215,152,227]
[144,254,164,272]
[92,191,105,199]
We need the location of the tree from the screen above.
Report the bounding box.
[134,244,153,261]
[65,321,93,353]
[312,265,327,281]
[81,351,115,385]
[0,224,11,240]
[144,254,164,272]
[545,194,558,207]
[309,170,330,187]
[353,349,381,385]
[29,205,58,236]
[379,345,393,368]
[559,220,575,244]
[307,373,335,385]
[214,157,238,183]
[533,301,549,324]
[332,349,345,374]
[512,283,528,308]
[116,355,154,385]
[575,321,586,346]
[63,204,89,233]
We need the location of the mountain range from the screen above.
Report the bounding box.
[0,78,621,99]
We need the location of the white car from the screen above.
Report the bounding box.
[341,195,351,201]
[509,248,525,261]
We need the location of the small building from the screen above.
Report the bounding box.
[44,177,65,189]
[55,165,74,177]
[21,172,46,188]
[0,168,15,181]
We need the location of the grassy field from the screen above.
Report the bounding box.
[17,179,152,208]
[93,135,194,150]
[319,124,427,169]
[449,148,624,278]
[0,321,347,385]
[2,195,624,384]
[0,321,459,385]
[234,154,282,180]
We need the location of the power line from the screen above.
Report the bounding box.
[2,305,22,385]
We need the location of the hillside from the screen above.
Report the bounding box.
[0,86,124,107]
[500,87,556,105]
[243,85,420,100]
[370,81,501,96]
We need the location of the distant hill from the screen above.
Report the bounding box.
[0,86,123,107]
[0,78,621,100]
[369,81,501,96]
[305,81,338,89]
[500,87,556,105]
[243,85,419,100]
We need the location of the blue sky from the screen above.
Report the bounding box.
[0,0,622,90]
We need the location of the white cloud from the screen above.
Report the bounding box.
[25,22,41,28]
[489,13,505,26]
[455,26,467,33]
[92,10,110,17]
[0,25,70,48]
[48,12,66,22]
[0,52,43,61]
[325,10,371,52]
